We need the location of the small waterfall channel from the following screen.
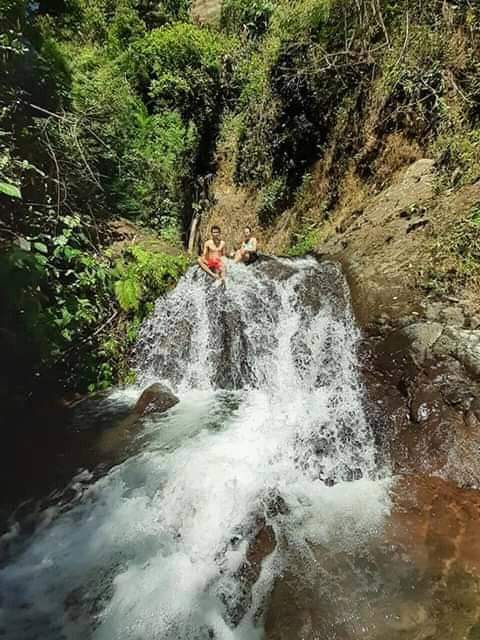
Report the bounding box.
[0,257,391,639]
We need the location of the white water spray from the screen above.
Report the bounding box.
[0,257,390,640]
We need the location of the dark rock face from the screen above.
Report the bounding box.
[223,516,277,627]
[208,306,255,389]
[360,313,480,486]
[134,383,179,417]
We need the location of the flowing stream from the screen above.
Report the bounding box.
[0,257,392,639]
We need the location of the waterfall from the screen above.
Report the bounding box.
[0,257,390,640]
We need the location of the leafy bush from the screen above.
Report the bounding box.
[257,176,287,225]
[113,246,189,315]
[115,110,199,232]
[47,0,192,44]
[126,23,227,127]
[434,128,480,187]
[230,0,368,191]
[0,0,222,403]
[221,0,276,39]
[0,226,190,393]
[287,225,320,257]
[0,216,114,389]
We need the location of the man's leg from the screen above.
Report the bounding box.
[219,257,227,281]
[198,256,218,279]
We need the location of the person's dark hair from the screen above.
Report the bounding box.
[211,225,221,233]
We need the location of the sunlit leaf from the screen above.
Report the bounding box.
[0,181,21,199]
[471,208,480,226]
[16,236,31,251]
[33,242,48,254]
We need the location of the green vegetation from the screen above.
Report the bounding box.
[216,0,480,254]
[221,0,276,39]
[287,225,320,257]
[425,203,480,296]
[114,247,189,315]
[3,0,480,406]
[257,177,287,225]
[0,0,216,402]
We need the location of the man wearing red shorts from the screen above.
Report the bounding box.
[198,225,226,284]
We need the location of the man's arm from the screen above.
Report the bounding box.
[202,240,210,259]
[221,241,226,257]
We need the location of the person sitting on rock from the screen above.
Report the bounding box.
[198,225,226,284]
[234,226,258,265]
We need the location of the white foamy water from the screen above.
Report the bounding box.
[0,257,390,639]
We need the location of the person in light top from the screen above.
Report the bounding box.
[234,226,258,265]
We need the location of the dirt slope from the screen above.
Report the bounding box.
[318,159,480,324]
[191,0,221,24]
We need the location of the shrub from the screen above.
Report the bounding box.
[434,128,480,187]
[113,246,189,314]
[114,110,199,232]
[257,176,287,225]
[287,225,320,257]
[221,0,276,39]
[49,0,192,44]
[126,23,227,127]
[230,0,369,190]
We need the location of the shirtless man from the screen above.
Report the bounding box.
[198,225,226,283]
[234,226,258,264]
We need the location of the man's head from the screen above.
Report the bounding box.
[211,225,221,240]
[244,226,252,239]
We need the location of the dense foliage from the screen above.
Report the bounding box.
[219,0,480,236]
[2,0,480,407]
[0,0,218,404]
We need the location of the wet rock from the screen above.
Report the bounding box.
[443,378,476,412]
[265,493,289,517]
[446,411,480,488]
[136,313,193,388]
[359,324,480,481]
[295,261,348,321]
[210,308,254,389]
[259,257,298,281]
[224,517,277,627]
[265,475,480,640]
[94,384,179,457]
[410,384,443,424]
[400,322,443,364]
[434,328,480,377]
[134,383,179,416]
[246,520,276,568]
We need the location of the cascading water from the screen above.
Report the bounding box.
[0,257,391,640]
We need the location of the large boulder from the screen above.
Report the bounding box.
[133,383,179,417]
